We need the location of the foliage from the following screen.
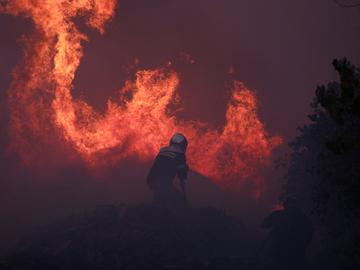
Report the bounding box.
[282,59,360,269]
[4,204,247,270]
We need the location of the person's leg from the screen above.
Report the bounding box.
[168,186,188,208]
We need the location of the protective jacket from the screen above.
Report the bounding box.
[147,145,188,190]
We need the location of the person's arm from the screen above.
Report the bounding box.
[176,157,189,192]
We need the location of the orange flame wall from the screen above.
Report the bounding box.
[0,0,282,195]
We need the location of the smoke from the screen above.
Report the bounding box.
[2,0,359,253]
[0,1,285,252]
[0,0,281,194]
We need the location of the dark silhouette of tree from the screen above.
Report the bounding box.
[282,59,360,270]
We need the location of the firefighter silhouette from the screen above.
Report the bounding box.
[147,133,189,207]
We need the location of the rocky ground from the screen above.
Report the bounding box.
[1,204,252,270]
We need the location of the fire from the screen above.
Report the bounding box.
[1,0,282,193]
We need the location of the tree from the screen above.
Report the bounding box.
[282,59,360,270]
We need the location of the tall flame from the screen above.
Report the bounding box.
[1,0,282,194]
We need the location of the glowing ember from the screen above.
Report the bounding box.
[1,0,282,193]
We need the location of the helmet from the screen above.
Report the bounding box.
[169,133,188,153]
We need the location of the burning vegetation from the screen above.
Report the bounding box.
[0,0,281,193]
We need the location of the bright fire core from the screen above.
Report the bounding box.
[0,0,282,193]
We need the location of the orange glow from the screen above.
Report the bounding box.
[1,0,282,194]
[273,203,285,211]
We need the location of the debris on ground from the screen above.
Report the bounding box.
[3,204,249,270]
